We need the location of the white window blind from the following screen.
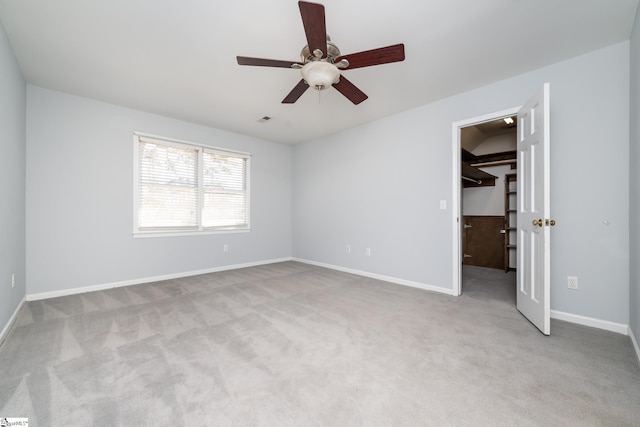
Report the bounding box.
[134,134,250,235]
[202,150,248,229]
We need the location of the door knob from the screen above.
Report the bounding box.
[546,219,556,226]
[532,219,543,227]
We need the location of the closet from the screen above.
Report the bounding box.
[461,117,517,271]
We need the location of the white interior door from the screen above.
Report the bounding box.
[517,83,551,335]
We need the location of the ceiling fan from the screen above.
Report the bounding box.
[236,1,405,105]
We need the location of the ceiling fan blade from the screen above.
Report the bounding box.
[298,1,327,57]
[282,79,309,104]
[333,75,368,105]
[336,44,405,70]
[237,56,302,68]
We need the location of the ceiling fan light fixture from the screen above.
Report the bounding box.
[301,61,340,90]
[236,2,405,104]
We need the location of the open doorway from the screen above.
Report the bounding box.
[453,110,519,305]
[452,85,551,334]
[461,116,518,304]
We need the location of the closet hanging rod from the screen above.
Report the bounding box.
[462,176,482,185]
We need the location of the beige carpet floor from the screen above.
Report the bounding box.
[1,262,639,425]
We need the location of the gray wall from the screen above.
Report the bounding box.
[26,86,292,295]
[293,41,631,325]
[0,20,26,333]
[630,5,640,342]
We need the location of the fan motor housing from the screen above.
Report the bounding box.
[300,37,341,63]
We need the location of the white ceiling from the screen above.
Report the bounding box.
[0,0,637,145]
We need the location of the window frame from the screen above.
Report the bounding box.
[133,132,251,238]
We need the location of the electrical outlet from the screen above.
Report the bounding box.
[223,244,229,252]
[345,245,351,254]
[11,273,15,288]
[568,276,578,290]
[366,248,371,256]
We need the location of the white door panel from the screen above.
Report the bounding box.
[517,83,551,335]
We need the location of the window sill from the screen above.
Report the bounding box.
[133,228,250,238]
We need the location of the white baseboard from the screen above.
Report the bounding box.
[550,309,629,335]
[629,327,640,368]
[26,257,293,301]
[292,257,455,296]
[0,296,26,346]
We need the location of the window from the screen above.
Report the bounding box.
[134,133,250,236]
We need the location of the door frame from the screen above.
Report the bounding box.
[451,106,520,296]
